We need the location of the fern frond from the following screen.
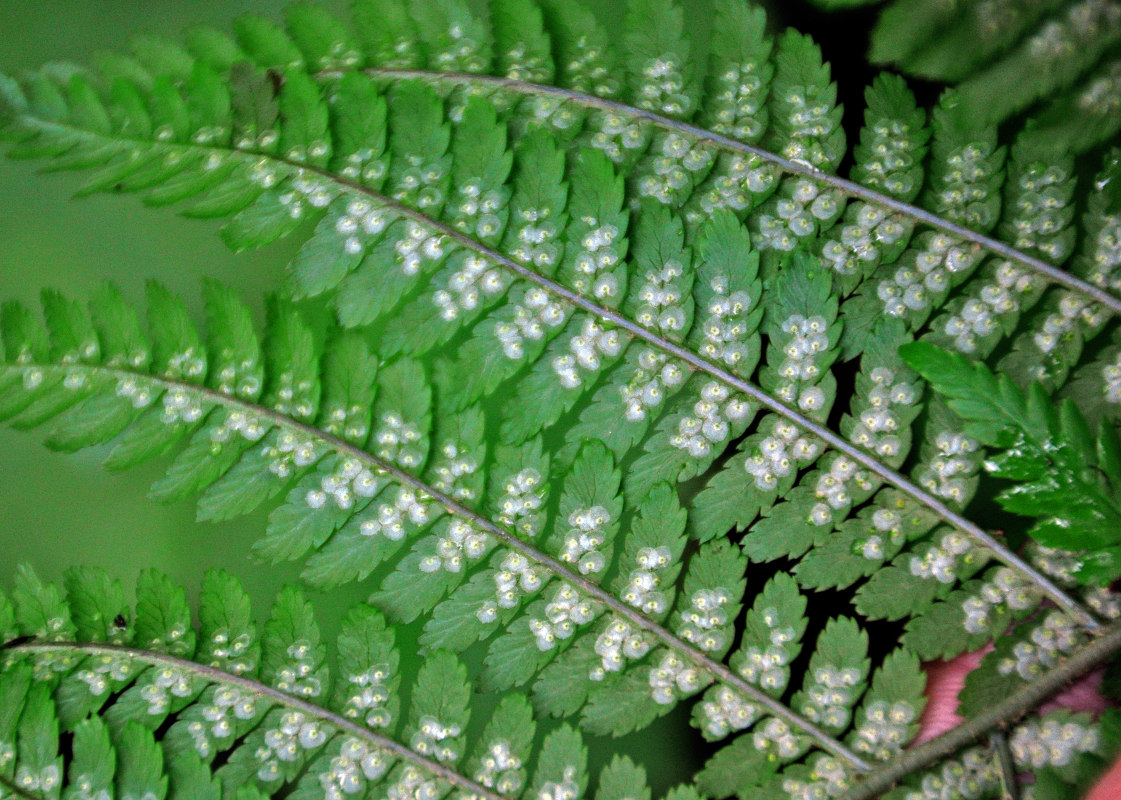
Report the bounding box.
[837,0,1121,154]
[4,2,1121,798]
[0,565,665,800]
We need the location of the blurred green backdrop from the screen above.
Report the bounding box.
[0,0,830,790]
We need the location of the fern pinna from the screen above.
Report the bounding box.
[1,0,1121,799]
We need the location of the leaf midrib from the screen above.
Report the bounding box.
[0,360,872,770]
[1,639,505,800]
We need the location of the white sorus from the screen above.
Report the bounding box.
[849,367,916,458]
[139,666,195,715]
[822,204,910,276]
[255,711,330,781]
[620,348,686,422]
[410,715,462,762]
[207,627,256,674]
[393,221,445,276]
[160,386,205,425]
[799,665,862,730]
[671,381,753,458]
[592,617,652,678]
[496,467,545,534]
[698,277,753,368]
[917,431,980,504]
[648,651,702,705]
[322,402,369,443]
[75,652,136,697]
[943,261,1039,353]
[621,545,672,614]
[588,112,649,163]
[551,318,623,388]
[20,366,43,390]
[431,441,481,501]
[962,566,1039,634]
[689,153,776,223]
[560,504,611,574]
[571,221,623,301]
[433,254,508,322]
[899,746,997,800]
[266,430,320,479]
[997,611,1081,681]
[374,411,425,469]
[208,407,266,445]
[495,288,567,360]
[636,133,714,204]
[739,606,796,692]
[214,359,261,398]
[163,346,206,381]
[877,232,981,318]
[855,508,908,561]
[339,145,388,185]
[677,588,733,652]
[344,665,393,728]
[114,376,155,409]
[781,89,840,168]
[1084,585,1121,619]
[473,740,524,794]
[13,764,60,796]
[359,488,431,541]
[537,766,580,800]
[910,530,974,584]
[305,458,381,511]
[634,260,689,333]
[636,54,692,116]
[390,154,446,211]
[851,700,916,761]
[700,685,759,739]
[448,179,506,241]
[782,755,852,800]
[752,717,804,760]
[317,738,391,800]
[387,765,442,800]
[859,119,923,198]
[529,583,597,651]
[510,205,561,268]
[810,456,873,526]
[744,418,822,492]
[756,181,842,251]
[420,519,491,574]
[1103,350,1121,405]
[1010,717,1100,769]
[479,551,545,621]
[275,639,322,697]
[709,63,768,142]
[185,686,258,757]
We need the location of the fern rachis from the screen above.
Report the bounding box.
[1,1,1121,799]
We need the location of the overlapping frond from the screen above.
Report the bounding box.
[1,1,1121,799]
[0,566,671,800]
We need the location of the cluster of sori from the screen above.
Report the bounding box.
[698,683,759,739]
[559,504,612,575]
[620,347,687,423]
[647,650,703,705]
[671,381,753,459]
[472,739,525,794]
[268,430,322,479]
[677,587,734,652]
[421,518,491,574]
[916,430,980,504]
[551,318,625,388]
[273,639,324,697]
[495,287,567,360]
[318,737,392,800]
[373,411,427,468]
[343,663,394,728]
[997,610,1083,682]
[961,567,1040,635]
[756,179,842,252]
[592,617,652,679]
[799,665,862,730]
[434,254,509,322]
[910,530,977,585]
[635,133,715,204]
[358,487,432,541]
[410,714,462,762]
[477,551,545,623]
[183,685,259,757]
[495,467,546,534]
[850,699,917,762]
[781,753,851,800]
[306,457,382,510]
[744,418,822,492]
[255,711,330,782]
[1011,716,1101,769]
[528,582,597,651]
[821,203,910,277]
